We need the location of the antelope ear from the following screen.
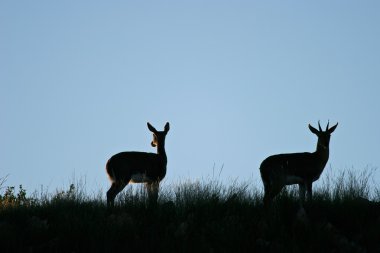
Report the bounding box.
[147,122,158,133]
[164,122,170,133]
[309,124,320,135]
[327,122,338,134]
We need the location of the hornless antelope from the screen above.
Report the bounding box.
[106,122,170,207]
[260,121,338,206]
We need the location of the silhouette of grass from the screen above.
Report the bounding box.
[0,169,379,252]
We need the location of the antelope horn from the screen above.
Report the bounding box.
[318,120,322,132]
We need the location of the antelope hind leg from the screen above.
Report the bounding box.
[107,182,127,208]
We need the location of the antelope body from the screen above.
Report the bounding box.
[260,122,338,206]
[106,122,170,207]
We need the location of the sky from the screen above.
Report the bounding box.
[1,1,380,195]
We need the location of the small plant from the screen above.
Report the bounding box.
[52,183,77,201]
[0,184,35,208]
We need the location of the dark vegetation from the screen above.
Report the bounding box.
[0,170,380,253]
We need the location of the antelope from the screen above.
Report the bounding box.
[259,121,338,206]
[106,122,170,207]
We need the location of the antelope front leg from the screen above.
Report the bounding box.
[146,181,159,204]
[298,183,306,203]
[306,182,313,202]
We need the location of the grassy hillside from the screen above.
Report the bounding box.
[0,170,379,253]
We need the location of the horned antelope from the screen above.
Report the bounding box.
[106,122,170,207]
[260,121,338,206]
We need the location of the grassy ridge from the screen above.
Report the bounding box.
[0,170,379,252]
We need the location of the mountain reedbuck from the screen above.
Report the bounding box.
[260,121,338,206]
[106,122,170,207]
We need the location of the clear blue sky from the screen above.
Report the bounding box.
[1,1,380,194]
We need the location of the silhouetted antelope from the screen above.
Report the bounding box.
[260,121,338,206]
[106,122,170,207]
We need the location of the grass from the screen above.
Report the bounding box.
[0,169,379,253]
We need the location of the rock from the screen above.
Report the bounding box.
[255,238,270,248]
[175,222,188,237]
[296,206,308,221]
[324,222,366,253]
[28,216,49,231]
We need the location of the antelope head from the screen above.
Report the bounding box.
[148,122,170,149]
[308,121,338,150]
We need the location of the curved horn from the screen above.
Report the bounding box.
[327,122,338,134]
[318,121,322,132]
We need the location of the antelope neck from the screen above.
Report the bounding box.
[156,143,167,163]
[315,142,329,160]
